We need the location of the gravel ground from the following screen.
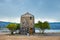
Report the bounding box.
[0,33,60,40]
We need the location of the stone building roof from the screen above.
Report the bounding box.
[21,12,34,17]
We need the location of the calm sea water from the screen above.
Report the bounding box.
[35,29,60,33]
[0,28,60,33]
[0,28,10,32]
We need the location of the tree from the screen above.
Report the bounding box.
[34,21,42,28]
[35,21,50,34]
[38,21,42,28]
[34,23,39,28]
[41,21,50,34]
[6,23,17,34]
[16,24,20,30]
[16,24,20,34]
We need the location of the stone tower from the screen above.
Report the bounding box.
[20,12,35,35]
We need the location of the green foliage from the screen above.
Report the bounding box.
[38,21,43,29]
[34,23,39,28]
[34,21,50,34]
[7,23,17,31]
[6,23,17,34]
[16,24,20,30]
[43,21,50,29]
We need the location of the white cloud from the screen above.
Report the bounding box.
[0,17,60,23]
[0,17,20,23]
[35,18,60,23]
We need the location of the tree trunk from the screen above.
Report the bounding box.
[19,31,21,34]
[42,30,44,34]
[11,31,13,35]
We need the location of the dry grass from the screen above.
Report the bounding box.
[0,34,60,40]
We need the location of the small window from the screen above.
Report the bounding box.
[30,17,32,20]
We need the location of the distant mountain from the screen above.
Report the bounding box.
[0,21,10,28]
[0,21,19,28]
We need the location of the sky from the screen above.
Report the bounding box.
[0,0,60,23]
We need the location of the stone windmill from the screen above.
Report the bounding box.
[20,12,35,35]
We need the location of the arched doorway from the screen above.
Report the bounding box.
[29,28,33,34]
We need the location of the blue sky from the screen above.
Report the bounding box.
[0,0,60,23]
